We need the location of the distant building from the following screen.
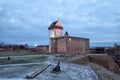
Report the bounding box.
[89,47,106,54]
[0,44,28,51]
[0,46,14,51]
[35,45,49,53]
[48,20,89,55]
[114,43,120,52]
[89,43,120,54]
[89,43,120,66]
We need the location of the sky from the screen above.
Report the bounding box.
[0,0,120,47]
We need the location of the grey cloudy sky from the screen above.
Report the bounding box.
[0,0,120,47]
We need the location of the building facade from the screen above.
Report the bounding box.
[48,20,89,55]
[35,45,49,53]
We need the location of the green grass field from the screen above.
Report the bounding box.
[0,50,51,65]
[0,55,48,65]
[0,50,39,57]
[0,51,53,79]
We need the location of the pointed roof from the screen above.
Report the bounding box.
[65,31,69,36]
[48,20,63,30]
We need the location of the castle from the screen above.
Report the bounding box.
[48,20,89,55]
[35,20,89,54]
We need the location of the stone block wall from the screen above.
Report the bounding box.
[51,39,57,53]
[57,38,67,53]
[35,46,49,53]
[67,37,89,55]
[50,36,89,55]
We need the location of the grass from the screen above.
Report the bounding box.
[0,50,53,65]
[0,55,48,65]
[0,51,52,79]
[0,50,39,57]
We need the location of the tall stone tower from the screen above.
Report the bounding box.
[48,20,63,52]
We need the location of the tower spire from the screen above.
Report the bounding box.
[65,31,69,37]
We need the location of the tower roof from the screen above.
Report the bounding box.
[48,20,63,30]
[65,31,69,36]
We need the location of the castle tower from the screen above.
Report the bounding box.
[65,31,69,37]
[48,20,63,38]
[48,20,63,52]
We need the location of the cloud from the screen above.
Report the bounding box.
[0,0,120,46]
